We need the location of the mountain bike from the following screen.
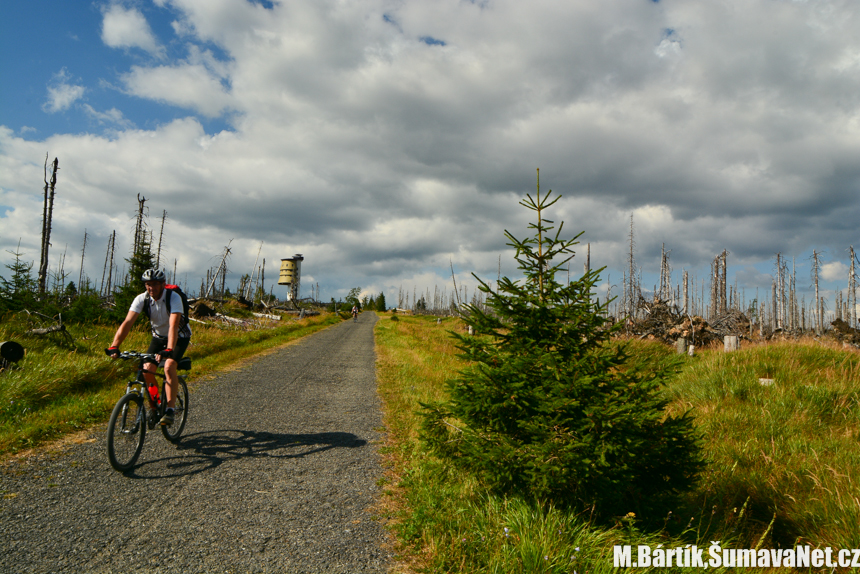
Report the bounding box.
[106,351,190,472]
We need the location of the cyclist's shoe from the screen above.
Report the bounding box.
[160,408,175,427]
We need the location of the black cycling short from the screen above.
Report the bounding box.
[145,336,190,363]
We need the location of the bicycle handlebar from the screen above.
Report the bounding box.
[105,349,160,362]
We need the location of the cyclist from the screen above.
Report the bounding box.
[351,304,358,322]
[106,269,191,426]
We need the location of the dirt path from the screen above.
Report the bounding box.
[1,313,391,573]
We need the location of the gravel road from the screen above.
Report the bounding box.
[0,312,392,574]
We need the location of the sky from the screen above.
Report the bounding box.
[2,0,860,313]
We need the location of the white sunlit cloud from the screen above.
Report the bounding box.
[101,4,164,57]
[42,69,86,113]
[7,0,860,303]
[82,105,136,130]
[120,63,233,118]
[821,261,848,283]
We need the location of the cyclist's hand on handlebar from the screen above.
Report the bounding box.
[157,348,174,361]
[105,346,120,358]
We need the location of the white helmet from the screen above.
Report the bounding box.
[141,268,166,282]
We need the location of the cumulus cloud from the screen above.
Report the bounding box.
[101,4,164,57]
[6,0,860,302]
[82,105,135,129]
[120,63,233,117]
[42,69,86,113]
[821,261,849,283]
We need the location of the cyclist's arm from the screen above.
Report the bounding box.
[110,310,140,349]
[165,311,182,355]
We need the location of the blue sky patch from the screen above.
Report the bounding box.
[420,36,447,47]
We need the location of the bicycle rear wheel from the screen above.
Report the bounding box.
[107,393,146,471]
[161,376,188,442]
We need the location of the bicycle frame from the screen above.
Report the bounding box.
[120,352,172,427]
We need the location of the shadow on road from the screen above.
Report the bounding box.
[125,429,366,479]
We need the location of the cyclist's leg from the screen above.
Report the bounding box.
[163,337,189,408]
[143,336,166,392]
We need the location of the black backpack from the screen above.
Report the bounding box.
[143,284,191,335]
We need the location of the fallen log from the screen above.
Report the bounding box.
[252,312,281,320]
[26,324,66,336]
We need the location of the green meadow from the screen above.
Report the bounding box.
[375,313,860,573]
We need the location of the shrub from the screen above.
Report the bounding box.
[420,172,703,519]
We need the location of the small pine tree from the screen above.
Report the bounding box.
[420,173,703,519]
[377,291,387,312]
[0,246,38,314]
[415,296,427,312]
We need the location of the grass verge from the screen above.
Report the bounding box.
[375,314,860,573]
[0,312,341,456]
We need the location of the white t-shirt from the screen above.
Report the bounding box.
[130,289,192,338]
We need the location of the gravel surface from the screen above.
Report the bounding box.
[1,313,392,574]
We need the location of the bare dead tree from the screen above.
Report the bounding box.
[775,253,784,330]
[78,229,88,291]
[246,241,263,300]
[55,244,68,293]
[850,246,858,328]
[260,258,266,302]
[100,230,117,298]
[38,156,59,295]
[132,194,148,255]
[720,250,727,315]
[450,259,462,311]
[710,254,719,320]
[205,240,233,299]
[155,210,167,269]
[627,215,637,319]
[812,250,821,333]
[683,270,689,315]
[584,242,591,276]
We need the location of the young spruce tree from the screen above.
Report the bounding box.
[420,172,703,519]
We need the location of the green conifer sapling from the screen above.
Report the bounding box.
[420,170,703,519]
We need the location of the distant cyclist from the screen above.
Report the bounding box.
[351,305,358,322]
[106,269,191,426]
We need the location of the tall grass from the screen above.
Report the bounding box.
[663,340,860,548]
[0,312,340,454]
[375,315,860,572]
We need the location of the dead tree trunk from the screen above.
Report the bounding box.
[155,210,167,269]
[720,250,727,315]
[851,246,857,328]
[683,270,689,315]
[812,250,821,334]
[584,242,591,276]
[628,216,636,319]
[79,229,88,291]
[205,241,232,299]
[710,255,719,320]
[100,230,116,298]
[133,194,147,255]
[246,242,263,300]
[38,156,59,295]
[775,253,784,330]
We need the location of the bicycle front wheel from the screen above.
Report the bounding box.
[107,393,146,471]
[161,376,188,442]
